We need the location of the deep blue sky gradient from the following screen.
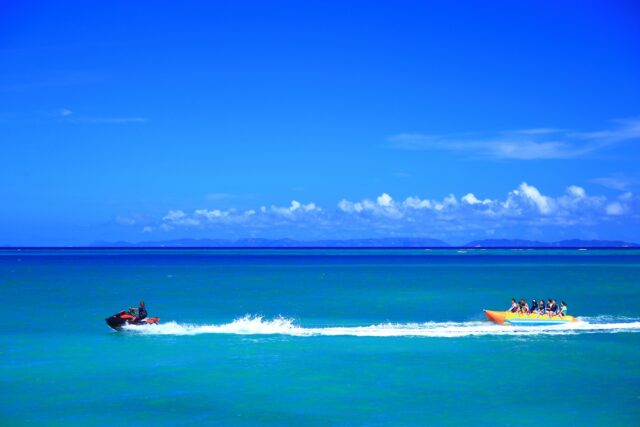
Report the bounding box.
[1,1,639,244]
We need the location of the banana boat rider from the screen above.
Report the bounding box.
[548,299,558,316]
[535,298,546,317]
[559,301,568,317]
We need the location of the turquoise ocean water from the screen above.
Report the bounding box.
[1,249,639,426]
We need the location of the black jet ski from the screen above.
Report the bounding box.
[106,309,160,331]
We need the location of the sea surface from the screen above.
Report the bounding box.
[1,248,639,426]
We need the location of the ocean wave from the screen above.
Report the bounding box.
[578,315,640,323]
[122,315,640,337]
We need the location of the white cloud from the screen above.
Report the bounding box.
[162,210,200,226]
[403,196,432,209]
[134,184,638,237]
[461,193,480,205]
[157,200,321,231]
[338,194,404,218]
[507,182,552,214]
[566,185,586,199]
[461,193,492,205]
[434,194,458,211]
[56,109,147,124]
[302,202,318,212]
[606,202,624,215]
[267,200,320,217]
[338,199,359,213]
[337,183,632,227]
[377,193,393,207]
[194,209,230,220]
[163,210,186,221]
[591,177,635,191]
[388,119,640,160]
[604,192,637,216]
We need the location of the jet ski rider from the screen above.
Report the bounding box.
[129,301,147,323]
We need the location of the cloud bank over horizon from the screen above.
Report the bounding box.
[115,182,639,243]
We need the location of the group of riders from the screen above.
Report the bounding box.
[509,298,568,317]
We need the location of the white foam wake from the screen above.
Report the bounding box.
[122,315,640,338]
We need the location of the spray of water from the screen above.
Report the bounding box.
[123,315,640,338]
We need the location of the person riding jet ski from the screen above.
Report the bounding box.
[129,301,147,322]
[105,301,159,331]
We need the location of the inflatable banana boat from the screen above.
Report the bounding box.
[484,310,577,326]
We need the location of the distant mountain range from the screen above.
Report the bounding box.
[3,238,638,248]
[78,237,640,248]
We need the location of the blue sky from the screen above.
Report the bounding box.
[1,1,639,245]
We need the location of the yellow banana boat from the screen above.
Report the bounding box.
[484,310,577,326]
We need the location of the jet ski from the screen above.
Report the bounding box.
[105,309,160,331]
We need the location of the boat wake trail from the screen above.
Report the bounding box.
[123,315,640,337]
